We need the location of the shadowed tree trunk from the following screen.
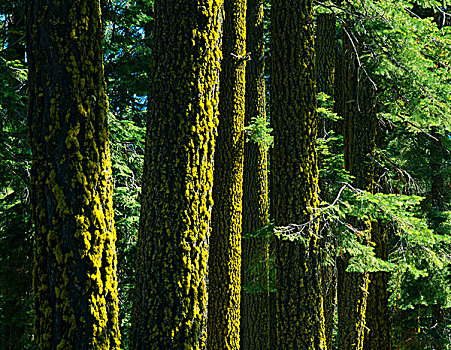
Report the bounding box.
[28,0,121,348]
[240,0,272,348]
[316,12,337,350]
[130,1,223,349]
[270,0,327,348]
[336,25,377,350]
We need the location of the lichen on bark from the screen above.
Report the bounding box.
[130,1,223,349]
[28,0,120,349]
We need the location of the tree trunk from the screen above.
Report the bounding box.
[270,0,327,348]
[207,0,246,348]
[316,13,336,97]
[240,0,272,348]
[130,1,223,349]
[337,26,377,350]
[316,12,337,350]
[364,222,391,350]
[27,1,120,348]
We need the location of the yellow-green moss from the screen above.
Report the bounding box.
[130,1,223,349]
[29,1,120,349]
[207,0,247,349]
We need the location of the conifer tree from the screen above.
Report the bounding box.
[365,102,392,350]
[130,1,223,348]
[5,0,25,62]
[240,0,272,348]
[270,0,327,348]
[27,0,121,348]
[316,13,336,98]
[207,0,246,348]
[364,222,391,350]
[336,26,377,350]
[316,11,337,350]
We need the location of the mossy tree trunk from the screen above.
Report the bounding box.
[270,0,327,348]
[364,114,392,350]
[240,0,272,348]
[27,1,121,349]
[336,26,377,350]
[207,0,246,348]
[130,1,222,349]
[316,12,337,350]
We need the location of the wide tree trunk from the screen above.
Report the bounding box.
[130,1,222,349]
[27,1,120,348]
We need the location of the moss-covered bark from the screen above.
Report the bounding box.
[240,0,271,348]
[130,1,222,349]
[270,0,327,348]
[27,1,120,349]
[337,27,377,350]
[316,12,337,350]
[207,0,246,348]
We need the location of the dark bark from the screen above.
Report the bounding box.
[364,222,391,350]
[337,26,377,350]
[270,0,327,348]
[28,0,120,348]
[130,1,223,349]
[240,0,272,348]
[316,12,337,350]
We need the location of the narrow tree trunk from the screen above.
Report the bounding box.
[270,0,327,348]
[337,26,377,350]
[364,221,391,350]
[240,0,271,348]
[207,0,246,348]
[316,12,337,350]
[130,1,223,349]
[316,13,336,97]
[27,1,120,348]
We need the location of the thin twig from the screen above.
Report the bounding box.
[404,120,439,141]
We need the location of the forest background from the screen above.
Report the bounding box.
[0,0,451,349]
